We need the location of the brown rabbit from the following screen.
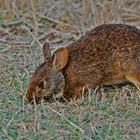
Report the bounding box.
[26,24,140,102]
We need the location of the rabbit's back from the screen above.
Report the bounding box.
[67,24,140,60]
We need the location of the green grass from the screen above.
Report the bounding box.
[0,79,140,139]
[0,0,140,139]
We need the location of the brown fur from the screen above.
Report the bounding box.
[26,24,140,102]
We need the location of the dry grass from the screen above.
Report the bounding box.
[0,0,140,139]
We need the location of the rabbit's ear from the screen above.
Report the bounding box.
[43,42,52,60]
[53,47,68,70]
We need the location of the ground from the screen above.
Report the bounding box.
[0,0,140,139]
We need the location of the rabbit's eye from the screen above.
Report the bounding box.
[38,81,44,88]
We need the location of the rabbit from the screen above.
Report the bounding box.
[26,24,140,102]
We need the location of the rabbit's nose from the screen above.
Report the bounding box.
[25,90,33,103]
[25,95,33,103]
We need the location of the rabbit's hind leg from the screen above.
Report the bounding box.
[125,72,140,90]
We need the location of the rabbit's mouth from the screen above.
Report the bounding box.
[43,92,63,101]
[28,90,64,103]
[53,92,63,99]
